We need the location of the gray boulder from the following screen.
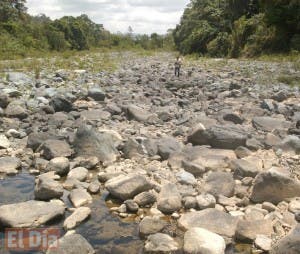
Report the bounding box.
[178,208,239,238]
[145,233,179,253]
[88,87,106,101]
[39,139,73,160]
[139,216,167,236]
[34,175,64,200]
[105,174,152,201]
[157,183,182,214]
[187,125,247,149]
[252,117,290,132]
[46,234,95,254]
[250,168,300,204]
[204,172,235,198]
[0,200,64,227]
[157,137,181,160]
[0,156,22,175]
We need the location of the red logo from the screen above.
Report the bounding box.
[4,228,60,251]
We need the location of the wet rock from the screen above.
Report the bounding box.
[39,139,73,160]
[145,233,179,253]
[270,224,300,254]
[250,168,300,204]
[139,216,167,236]
[124,199,139,213]
[73,125,119,164]
[184,227,226,254]
[34,174,64,200]
[0,156,22,175]
[46,157,70,176]
[0,200,64,227]
[67,167,88,182]
[133,191,157,207]
[46,233,95,254]
[69,188,92,208]
[105,174,152,201]
[178,208,239,238]
[63,207,91,230]
[88,87,106,101]
[235,219,273,242]
[204,172,235,197]
[187,125,247,149]
[50,96,73,112]
[157,183,182,214]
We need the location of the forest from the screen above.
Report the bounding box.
[0,0,299,59]
[173,0,300,57]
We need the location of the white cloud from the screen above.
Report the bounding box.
[26,0,189,34]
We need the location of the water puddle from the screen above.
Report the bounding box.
[0,171,252,253]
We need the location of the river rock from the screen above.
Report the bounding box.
[69,188,92,208]
[50,96,73,112]
[178,208,239,238]
[0,134,10,149]
[63,207,91,230]
[145,233,179,253]
[157,183,182,214]
[39,139,73,160]
[0,156,21,175]
[134,191,157,207]
[34,174,64,200]
[252,116,290,132]
[235,219,273,242]
[0,200,65,227]
[88,87,106,101]
[67,167,88,181]
[231,159,260,178]
[270,224,300,254]
[184,227,226,254]
[105,174,152,201]
[204,172,235,198]
[46,157,70,176]
[46,233,95,254]
[250,168,300,204]
[73,125,119,164]
[157,137,181,160]
[196,194,216,210]
[139,216,167,236]
[187,125,247,149]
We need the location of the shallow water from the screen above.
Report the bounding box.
[0,171,252,254]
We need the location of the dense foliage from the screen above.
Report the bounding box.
[173,0,300,57]
[0,0,173,59]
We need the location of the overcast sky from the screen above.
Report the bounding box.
[26,0,190,34]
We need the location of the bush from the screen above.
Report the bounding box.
[207,32,231,57]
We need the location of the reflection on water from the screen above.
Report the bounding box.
[0,172,252,254]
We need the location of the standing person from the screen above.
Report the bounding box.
[174,56,182,77]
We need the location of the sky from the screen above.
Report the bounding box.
[26,0,190,35]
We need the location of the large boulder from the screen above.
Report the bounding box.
[34,174,64,200]
[39,139,73,160]
[105,174,152,201]
[204,172,235,198]
[184,227,226,254]
[250,168,300,204]
[178,208,239,238]
[0,156,21,175]
[187,125,247,149]
[63,207,91,230]
[0,200,65,227]
[252,117,291,132]
[270,224,300,254]
[145,233,179,253]
[139,216,168,236]
[235,219,273,242]
[50,96,73,112]
[46,234,95,254]
[157,183,182,214]
[73,125,119,165]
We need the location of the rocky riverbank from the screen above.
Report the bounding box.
[0,52,299,254]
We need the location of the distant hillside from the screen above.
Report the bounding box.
[173,0,300,57]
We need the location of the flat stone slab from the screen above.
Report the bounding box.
[0,200,65,228]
